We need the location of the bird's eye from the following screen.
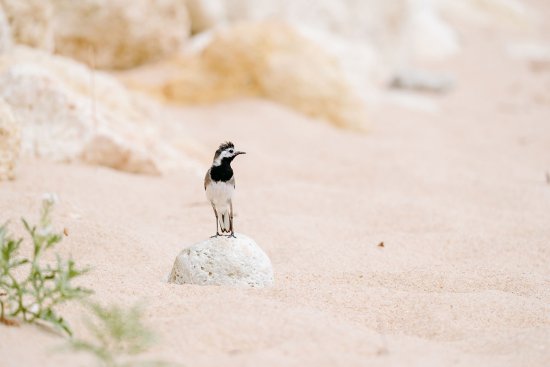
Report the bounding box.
[229,149,234,153]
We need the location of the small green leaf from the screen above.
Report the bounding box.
[21,218,33,234]
[1,197,91,336]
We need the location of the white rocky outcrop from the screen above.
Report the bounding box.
[120,1,464,124]
[0,0,192,69]
[0,97,19,180]
[177,0,536,101]
[185,0,226,34]
[127,22,369,130]
[0,46,189,175]
[205,0,460,75]
[0,3,12,54]
[169,234,274,288]
[406,2,459,61]
[52,0,190,69]
[0,0,54,51]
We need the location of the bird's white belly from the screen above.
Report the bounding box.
[206,181,234,210]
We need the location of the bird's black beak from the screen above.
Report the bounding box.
[235,151,246,156]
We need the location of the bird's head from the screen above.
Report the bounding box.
[212,141,245,166]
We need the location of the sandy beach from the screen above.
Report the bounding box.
[1,0,550,366]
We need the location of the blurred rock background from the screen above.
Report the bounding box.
[0,0,546,178]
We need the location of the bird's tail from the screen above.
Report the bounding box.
[218,208,231,233]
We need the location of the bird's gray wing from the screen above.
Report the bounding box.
[204,168,211,190]
[229,175,235,188]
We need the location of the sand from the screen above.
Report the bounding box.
[1,5,550,367]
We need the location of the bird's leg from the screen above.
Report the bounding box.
[211,204,220,238]
[228,200,236,238]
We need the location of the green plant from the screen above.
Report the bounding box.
[69,302,172,367]
[0,194,91,335]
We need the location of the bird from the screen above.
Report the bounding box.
[204,141,246,238]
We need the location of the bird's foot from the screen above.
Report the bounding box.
[227,233,237,238]
[210,233,221,238]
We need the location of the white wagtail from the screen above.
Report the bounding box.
[204,141,246,237]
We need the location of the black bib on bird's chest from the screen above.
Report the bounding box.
[210,157,234,182]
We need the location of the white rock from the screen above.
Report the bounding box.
[210,0,462,102]
[405,1,459,61]
[0,97,20,180]
[223,1,460,65]
[52,0,190,69]
[389,69,455,93]
[144,22,369,130]
[0,46,190,175]
[223,0,402,84]
[0,0,54,51]
[1,0,192,69]
[169,234,274,288]
[185,0,226,34]
[0,3,12,54]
